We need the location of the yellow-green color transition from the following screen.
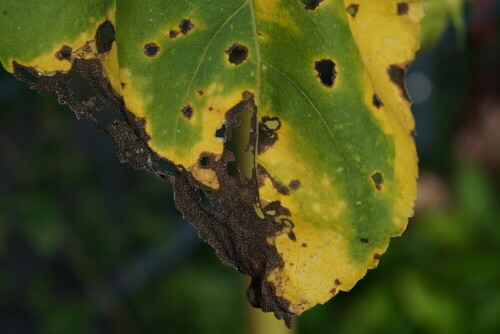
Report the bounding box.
[0,0,423,320]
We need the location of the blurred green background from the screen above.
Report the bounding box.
[1,1,499,333]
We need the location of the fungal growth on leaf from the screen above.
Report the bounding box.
[0,0,423,327]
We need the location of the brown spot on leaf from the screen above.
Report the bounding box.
[120,82,126,89]
[289,180,301,190]
[388,64,411,102]
[360,238,369,243]
[258,116,280,154]
[257,165,289,195]
[373,253,381,260]
[144,43,160,57]
[179,19,194,34]
[330,288,337,294]
[169,30,180,39]
[371,172,384,190]
[372,94,383,109]
[197,90,204,96]
[288,231,297,242]
[181,105,194,119]
[301,243,307,248]
[55,45,72,61]
[335,279,341,286]
[397,3,409,15]
[315,59,337,88]
[226,43,249,65]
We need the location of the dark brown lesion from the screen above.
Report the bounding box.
[397,2,409,15]
[55,45,73,61]
[179,19,195,34]
[289,180,301,190]
[388,64,411,102]
[169,30,180,39]
[258,116,281,154]
[144,42,160,57]
[257,165,290,196]
[372,94,384,109]
[13,26,298,326]
[181,104,194,119]
[169,18,195,39]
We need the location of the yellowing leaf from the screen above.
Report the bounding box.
[0,0,423,326]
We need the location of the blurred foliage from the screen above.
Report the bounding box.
[421,0,467,49]
[1,1,500,333]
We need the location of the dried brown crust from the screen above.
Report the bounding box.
[12,40,295,326]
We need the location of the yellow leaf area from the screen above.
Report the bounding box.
[345,0,422,233]
[254,1,423,314]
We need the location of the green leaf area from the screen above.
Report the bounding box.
[0,0,422,323]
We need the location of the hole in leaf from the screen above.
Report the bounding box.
[55,45,72,61]
[264,117,281,130]
[200,156,210,167]
[299,0,323,10]
[372,94,383,108]
[215,124,227,138]
[198,189,213,210]
[314,59,337,88]
[226,44,249,65]
[371,172,384,190]
[397,2,409,15]
[179,19,194,34]
[226,161,240,179]
[346,4,359,17]
[155,158,179,176]
[15,65,40,84]
[360,238,369,243]
[95,20,115,54]
[144,43,160,57]
[181,105,194,119]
